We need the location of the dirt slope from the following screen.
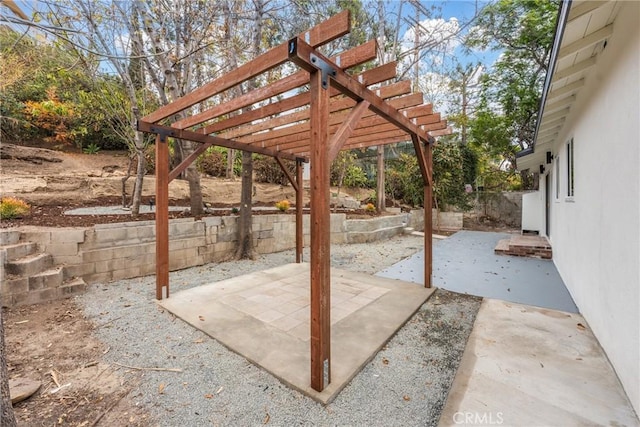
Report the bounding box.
[0,144,307,205]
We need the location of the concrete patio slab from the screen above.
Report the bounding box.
[439,299,639,426]
[377,231,578,313]
[158,262,434,404]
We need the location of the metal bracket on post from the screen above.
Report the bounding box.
[423,134,436,147]
[310,53,336,90]
[148,124,176,143]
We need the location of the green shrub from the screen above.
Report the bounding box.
[385,154,424,207]
[0,197,30,219]
[330,151,370,188]
[83,142,101,154]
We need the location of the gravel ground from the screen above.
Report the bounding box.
[78,235,482,426]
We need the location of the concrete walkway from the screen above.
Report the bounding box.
[378,231,637,425]
[377,230,578,313]
[439,299,639,426]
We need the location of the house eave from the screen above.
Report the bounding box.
[518,0,620,172]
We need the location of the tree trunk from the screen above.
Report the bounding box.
[226,149,235,179]
[121,155,135,208]
[235,150,256,259]
[376,145,386,212]
[234,0,264,259]
[187,148,204,216]
[131,143,146,216]
[1,309,17,427]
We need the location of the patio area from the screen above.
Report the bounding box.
[158,262,434,404]
[377,230,578,312]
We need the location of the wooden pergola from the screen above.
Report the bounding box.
[138,11,446,393]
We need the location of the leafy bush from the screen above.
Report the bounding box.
[254,155,295,185]
[0,197,30,219]
[386,154,424,207]
[83,142,101,154]
[432,142,473,211]
[330,151,370,188]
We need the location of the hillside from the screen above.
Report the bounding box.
[0,144,371,227]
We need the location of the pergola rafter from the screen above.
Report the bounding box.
[138,10,447,393]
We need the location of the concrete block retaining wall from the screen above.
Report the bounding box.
[432,209,463,231]
[15,210,427,284]
[475,191,523,228]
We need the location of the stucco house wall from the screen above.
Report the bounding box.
[544,1,639,412]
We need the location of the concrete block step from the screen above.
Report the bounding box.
[0,230,20,245]
[28,267,64,291]
[1,276,29,297]
[3,277,87,307]
[4,253,53,276]
[59,277,88,298]
[3,242,38,261]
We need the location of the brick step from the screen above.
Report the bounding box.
[2,242,38,261]
[0,230,20,245]
[3,277,87,307]
[495,237,552,259]
[4,253,53,276]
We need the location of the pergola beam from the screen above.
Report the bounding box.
[239,93,426,147]
[168,140,214,183]
[174,40,378,130]
[220,76,408,141]
[203,62,400,136]
[328,100,371,162]
[288,37,432,144]
[137,121,304,162]
[281,112,442,154]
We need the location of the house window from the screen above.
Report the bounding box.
[567,138,575,198]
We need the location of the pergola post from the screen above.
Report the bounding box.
[296,159,304,263]
[424,143,433,288]
[155,133,170,299]
[309,70,331,392]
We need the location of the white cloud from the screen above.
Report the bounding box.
[400,17,462,57]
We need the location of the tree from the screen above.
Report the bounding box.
[465,0,559,188]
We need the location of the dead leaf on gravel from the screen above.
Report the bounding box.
[199,315,205,321]
[263,413,270,424]
[403,395,411,401]
[382,357,389,365]
[577,323,586,331]
[193,338,204,344]
[204,393,214,399]
[158,383,166,394]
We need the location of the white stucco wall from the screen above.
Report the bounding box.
[548,2,639,413]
